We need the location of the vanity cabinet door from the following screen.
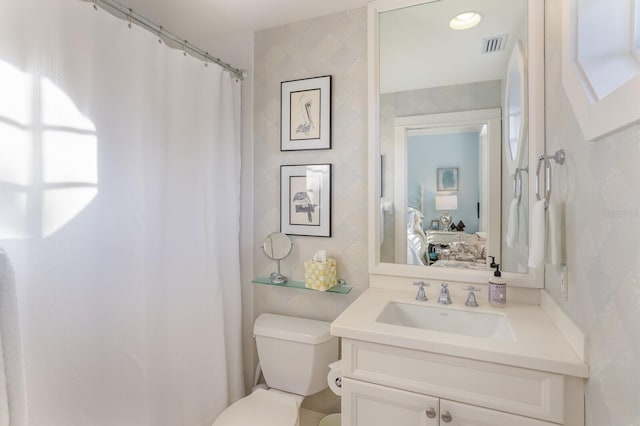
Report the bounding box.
[439,400,557,426]
[342,378,439,426]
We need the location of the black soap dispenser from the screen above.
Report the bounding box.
[488,263,507,307]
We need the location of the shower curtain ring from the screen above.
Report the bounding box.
[127,9,133,28]
[204,52,209,67]
[157,26,163,43]
[183,41,188,56]
[93,0,98,10]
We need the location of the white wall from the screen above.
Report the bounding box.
[544,1,640,425]
[407,132,481,233]
[252,10,369,323]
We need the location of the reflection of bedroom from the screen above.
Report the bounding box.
[407,130,481,233]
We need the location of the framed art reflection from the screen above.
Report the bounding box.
[437,167,459,191]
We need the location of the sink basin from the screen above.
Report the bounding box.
[376,302,515,341]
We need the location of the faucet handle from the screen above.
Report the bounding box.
[437,283,452,305]
[463,285,481,307]
[413,281,431,301]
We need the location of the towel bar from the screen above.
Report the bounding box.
[513,167,528,205]
[535,149,565,208]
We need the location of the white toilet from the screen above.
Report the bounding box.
[213,313,339,426]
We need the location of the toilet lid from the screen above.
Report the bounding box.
[212,389,298,426]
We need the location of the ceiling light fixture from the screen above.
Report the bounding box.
[449,11,483,30]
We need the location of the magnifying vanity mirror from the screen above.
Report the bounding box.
[368,0,544,288]
[262,232,293,284]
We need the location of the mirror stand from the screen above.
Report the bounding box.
[261,232,293,284]
[269,260,288,284]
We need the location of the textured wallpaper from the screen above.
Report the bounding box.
[252,8,368,323]
[544,1,640,425]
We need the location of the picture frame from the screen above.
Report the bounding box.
[437,167,459,191]
[430,219,440,230]
[281,75,331,151]
[281,164,332,237]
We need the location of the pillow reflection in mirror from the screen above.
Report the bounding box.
[407,207,428,266]
[448,240,486,263]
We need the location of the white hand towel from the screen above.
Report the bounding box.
[506,198,518,248]
[547,201,562,265]
[519,199,528,246]
[379,201,393,247]
[528,199,546,268]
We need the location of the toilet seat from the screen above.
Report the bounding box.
[212,388,299,426]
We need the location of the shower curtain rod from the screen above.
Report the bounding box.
[90,0,247,80]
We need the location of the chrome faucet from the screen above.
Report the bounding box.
[413,281,431,301]
[463,285,481,307]
[437,283,452,305]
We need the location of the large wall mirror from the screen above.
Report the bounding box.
[368,0,544,288]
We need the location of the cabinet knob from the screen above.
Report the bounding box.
[441,411,453,423]
[425,408,436,419]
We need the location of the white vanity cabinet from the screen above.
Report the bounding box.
[343,378,439,426]
[340,339,584,426]
[343,378,556,426]
[438,400,555,426]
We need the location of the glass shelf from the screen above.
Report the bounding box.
[252,276,352,294]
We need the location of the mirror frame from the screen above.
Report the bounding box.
[368,0,544,288]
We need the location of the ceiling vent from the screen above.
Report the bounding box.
[482,35,508,53]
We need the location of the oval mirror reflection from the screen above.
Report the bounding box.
[505,40,527,176]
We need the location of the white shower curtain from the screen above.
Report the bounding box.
[0,0,244,425]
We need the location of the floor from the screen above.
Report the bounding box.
[300,408,328,426]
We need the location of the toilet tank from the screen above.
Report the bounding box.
[253,313,339,396]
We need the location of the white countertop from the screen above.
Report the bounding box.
[330,287,588,378]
